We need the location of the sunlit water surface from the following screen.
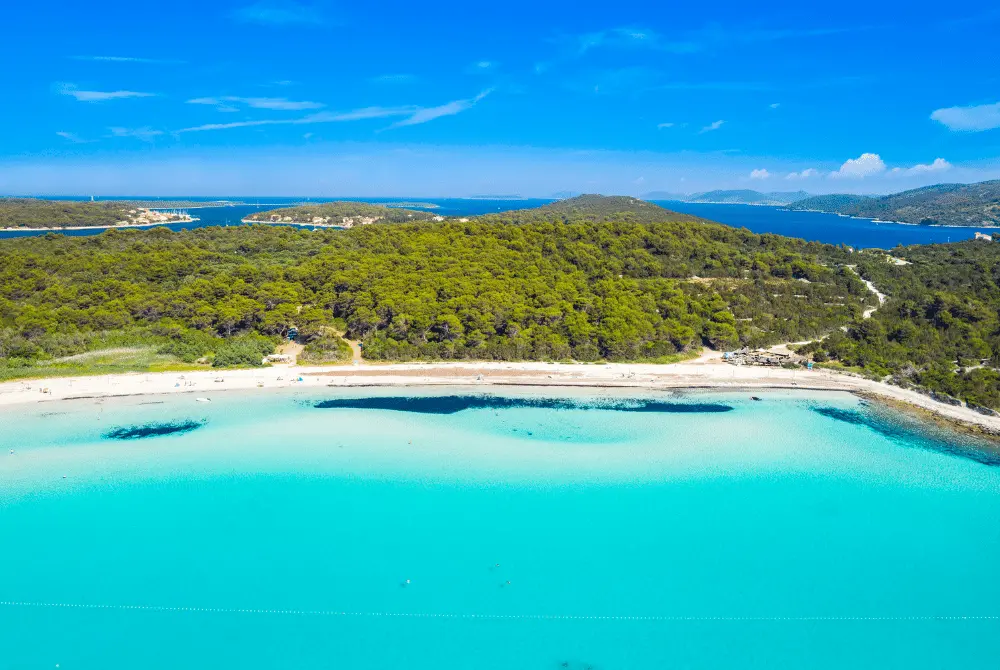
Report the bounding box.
[1,387,998,669]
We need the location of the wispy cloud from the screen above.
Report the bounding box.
[569,27,701,57]
[176,107,416,133]
[931,101,1000,132]
[657,122,675,129]
[72,55,185,64]
[749,168,770,180]
[539,23,866,73]
[232,1,325,26]
[830,153,886,179]
[651,81,772,92]
[109,127,164,142]
[730,25,863,44]
[387,89,493,129]
[466,60,497,74]
[699,120,725,133]
[55,131,91,143]
[769,102,781,109]
[371,74,418,85]
[942,8,1000,28]
[188,96,325,111]
[57,83,155,102]
[177,91,493,134]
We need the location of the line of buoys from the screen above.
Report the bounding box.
[0,601,996,622]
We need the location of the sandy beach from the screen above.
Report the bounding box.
[3,355,999,436]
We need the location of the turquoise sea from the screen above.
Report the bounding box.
[1,387,999,669]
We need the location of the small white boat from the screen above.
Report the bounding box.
[196,397,211,403]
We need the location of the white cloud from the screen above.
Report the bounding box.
[890,158,953,176]
[232,1,324,26]
[187,96,324,111]
[57,83,155,102]
[830,152,886,179]
[55,131,90,143]
[785,168,818,180]
[109,127,164,142]
[931,102,1000,132]
[657,122,675,129]
[699,119,725,133]
[749,168,770,180]
[769,102,781,109]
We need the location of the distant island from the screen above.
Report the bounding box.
[0,198,195,230]
[243,201,438,227]
[465,194,525,200]
[644,190,809,206]
[785,180,1000,227]
[379,201,440,209]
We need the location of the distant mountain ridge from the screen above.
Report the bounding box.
[786,180,1000,226]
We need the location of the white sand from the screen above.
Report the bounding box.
[2,356,998,434]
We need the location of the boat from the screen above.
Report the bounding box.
[196,397,211,403]
[750,396,762,401]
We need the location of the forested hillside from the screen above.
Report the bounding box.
[800,239,1000,408]
[0,200,870,379]
[786,180,1000,226]
[1,199,132,228]
[786,194,874,212]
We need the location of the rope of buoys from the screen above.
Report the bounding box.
[0,602,996,622]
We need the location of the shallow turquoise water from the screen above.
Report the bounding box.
[1,387,999,668]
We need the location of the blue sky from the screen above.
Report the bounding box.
[2,0,1000,196]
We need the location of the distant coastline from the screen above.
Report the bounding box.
[3,214,199,232]
[239,218,346,229]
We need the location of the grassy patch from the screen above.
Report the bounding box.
[0,347,205,382]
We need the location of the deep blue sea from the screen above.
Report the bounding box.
[1,197,995,248]
[1,387,998,668]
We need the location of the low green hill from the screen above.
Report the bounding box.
[498,194,709,224]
